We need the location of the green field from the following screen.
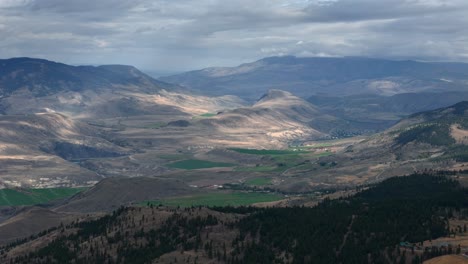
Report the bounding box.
[230,148,308,155]
[245,177,272,186]
[233,147,334,173]
[0,187,87,206]
[192,113,217,119]
[144,192,283,207]
[200,113,217,117]
[167,159,236,170]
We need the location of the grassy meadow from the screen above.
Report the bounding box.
[0,187,87,206]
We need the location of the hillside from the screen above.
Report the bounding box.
[54,177,196,213]
[0,207,80,245]
[392,101,468,147]
[0,113,128,187]
[2,173,468,264]
[317,101,468,185]
[196,90,328,144]
[160,56,468,100]
[0,57,244,119]
[99,90,341,153]
[424,255,468,264]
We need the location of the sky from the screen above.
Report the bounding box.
[1,0,468,75]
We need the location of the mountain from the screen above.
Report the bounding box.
[99,90,335,151]
[0,57,245,119]
[0,58,251,188]
[0,57,175,97]
[316,101,468,184]
[196,90,327,144]
[160,56,468,100]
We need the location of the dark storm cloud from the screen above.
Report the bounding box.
[0,0,468,73]
[303,0,459,22]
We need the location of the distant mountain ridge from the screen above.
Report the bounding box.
[0,57,247,119]
[160,56,468,100]
[0,57,177,97]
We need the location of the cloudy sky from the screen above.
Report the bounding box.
[1,0,468,75]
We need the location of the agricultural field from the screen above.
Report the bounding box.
[143,192,283,207]
[167,159,236,170]
[199,113,217,117]
[231,146,336,175]
[0,187,87,206]
[192,113,217,119]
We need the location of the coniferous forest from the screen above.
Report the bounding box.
[2,173,468,264]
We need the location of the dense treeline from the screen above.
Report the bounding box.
[3,173,468,264]
[3,207,221,264]
[219,174,468,264]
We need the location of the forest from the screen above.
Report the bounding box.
[2,172,468,264]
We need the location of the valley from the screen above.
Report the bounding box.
[1,57,468,263]
[5,0,468,262]
[2,57,468,196]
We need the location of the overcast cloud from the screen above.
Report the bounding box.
[1,0,468,74]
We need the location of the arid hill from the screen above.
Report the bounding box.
[0,113,128,188]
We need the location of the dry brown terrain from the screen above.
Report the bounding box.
[423,255,468,264]
[451,124,468,144]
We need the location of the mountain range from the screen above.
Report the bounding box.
[0,56,468,188]
[160,56,468,100]
[1,56,468,263]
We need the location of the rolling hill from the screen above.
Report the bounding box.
[0,112,129,188]
[196,90,328,143]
